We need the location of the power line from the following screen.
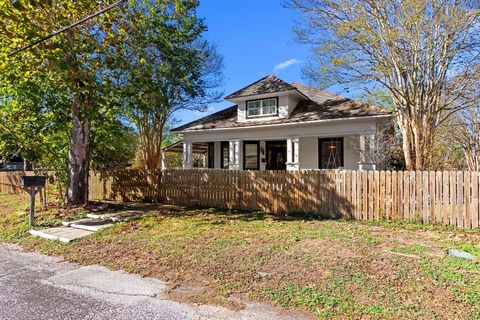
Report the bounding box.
[8,0,127,57]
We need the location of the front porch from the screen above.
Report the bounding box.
[164,135,377,171]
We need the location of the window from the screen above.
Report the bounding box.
[246,97,278,117]
[318,138,344,169]
[291,139,295,163]
[221,141,229,169]
[207,142,215,168]
[243,141,260,170]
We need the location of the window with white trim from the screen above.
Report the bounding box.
[246,98,278,117]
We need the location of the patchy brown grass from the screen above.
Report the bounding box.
[1,193,479,319]
[0,192,28,213]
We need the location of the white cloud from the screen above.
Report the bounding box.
[272,58,301,73]
[192,106,215,114]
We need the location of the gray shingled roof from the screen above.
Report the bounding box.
[225,75,297,99]
[172,78,390,132]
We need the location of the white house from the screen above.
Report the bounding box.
[165,75,391,171]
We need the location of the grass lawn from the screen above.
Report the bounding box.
[1,193,479,319]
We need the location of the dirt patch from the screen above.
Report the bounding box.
[165,282,244,310]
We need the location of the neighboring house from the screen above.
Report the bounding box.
[165,75,391,171]
[0,156,28,171]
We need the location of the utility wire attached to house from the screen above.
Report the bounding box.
[8,0,127,57]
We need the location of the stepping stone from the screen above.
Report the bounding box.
[87,210,145,222]
[61,218,115,232]
[448,249,477,260]
[29,227,94,243]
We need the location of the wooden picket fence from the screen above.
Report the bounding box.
[87,169,480,229]
[1,170,479,228]
[0,171,35,194]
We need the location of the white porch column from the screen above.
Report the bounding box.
[286,138,300,171]
[358,134,376,170]
[182,141,193,169]
[214,141,221,169]
[294,138,300,164]
[259,140,266,171]
[229,140,241,170]
[359,134,366,164]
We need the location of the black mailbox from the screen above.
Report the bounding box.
[21,176,46,188]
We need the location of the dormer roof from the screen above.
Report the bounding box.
[225,74,297,99]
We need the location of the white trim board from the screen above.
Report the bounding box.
[175,114,390,134]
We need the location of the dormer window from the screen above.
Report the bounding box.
[246,97,278,118]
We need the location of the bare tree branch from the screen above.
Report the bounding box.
[288,0,480,169]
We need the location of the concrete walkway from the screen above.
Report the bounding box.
[0,243,309,320]
[28,209,147,243]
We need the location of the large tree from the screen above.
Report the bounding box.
[112,0,223,170]
[288,0,480,170]
[0,0,121,204]
[0,65,137,197]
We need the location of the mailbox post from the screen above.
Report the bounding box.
[21,176,46,228]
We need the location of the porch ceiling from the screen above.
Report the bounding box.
[162,140,208,153]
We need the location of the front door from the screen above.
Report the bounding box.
[266,140,287,170]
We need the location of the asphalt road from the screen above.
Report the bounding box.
[0,243,305,320]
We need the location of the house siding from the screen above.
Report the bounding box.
[287,95,301,116]
[344,135,360,169]
[299,137,317,169]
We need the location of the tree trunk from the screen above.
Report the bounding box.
[140,116,164,171]
[398,119,413,170]
[412,125,425,171]
[67,92,91,205]
[157,129,163,170]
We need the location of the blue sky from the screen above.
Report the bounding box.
[174,0,311,125]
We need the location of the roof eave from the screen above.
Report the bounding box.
[174,113,392,134]
[170,105,238,132]
[226,89,306,103]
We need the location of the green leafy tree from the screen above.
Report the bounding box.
[112,0,223,170]
[0,76,137,197]
[0,0,222,205]
[0,0,121,204]
[91,115,137,170]
[0,78,70,173]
